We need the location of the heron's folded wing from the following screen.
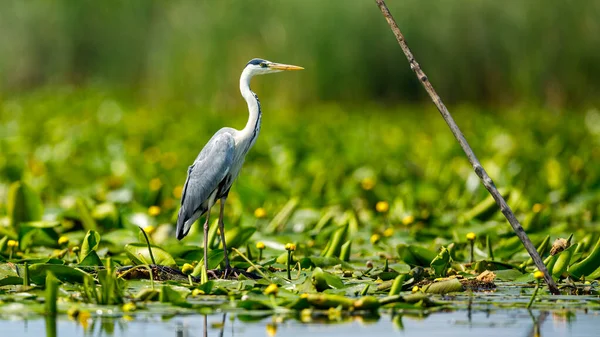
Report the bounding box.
[177,132,235,230]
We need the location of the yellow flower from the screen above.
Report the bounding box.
[402,215,415,225]
[532,203,543,213]
[533,271,545,280]
[254,207,267,218]
[285,243,296,251]
[375,201,389,213]
[182,263,194,275]
[122,302,137,312]
[256,241,266,250]
[192,289,205,296]
[300,308,312,323]
[149,178,162,191]
[383,228,394,237]
[7,240,18,248]
[264,283,279,296]
[412,286,420,293]
[58,236,69,246]
[148,205,161,217]
[266,323,277,337]
[370,234,381,245]
[143,225,156,235]
[327,306,342,321]
[466,232,476,241]
[173,185,184,199]
[67,306,80,319]
[361,177,375,190]
[78,310,91,329]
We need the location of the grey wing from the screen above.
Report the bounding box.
[176,131,235,239]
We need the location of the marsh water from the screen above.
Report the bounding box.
[2,309,597,337]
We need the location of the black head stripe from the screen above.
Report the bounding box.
[247,58,267,66]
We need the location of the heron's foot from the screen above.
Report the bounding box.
[218,266,260,280]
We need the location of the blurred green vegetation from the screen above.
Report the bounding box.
[2,1,600,320]
[1,88,599,237]
[1,0,599,107]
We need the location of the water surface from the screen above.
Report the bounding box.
[2,309,597,337]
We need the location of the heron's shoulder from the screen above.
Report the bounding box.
[194,129,236,162]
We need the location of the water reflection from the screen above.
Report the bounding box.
[3,309,598,337]
[45,316,56,337]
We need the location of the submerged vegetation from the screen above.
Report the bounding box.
[0,89,599,330]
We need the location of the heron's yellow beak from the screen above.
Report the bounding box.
[268,63,304,71]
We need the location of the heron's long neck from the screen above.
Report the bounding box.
[238,69,262,148]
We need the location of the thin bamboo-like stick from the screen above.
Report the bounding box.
[374,0,559,295]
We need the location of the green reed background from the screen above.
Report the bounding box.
[1,0,599,107]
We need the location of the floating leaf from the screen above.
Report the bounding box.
[125,243,177,267]
[422,278,464,294]
[28,264,88,284]
[474,260,520,273]
[312,267,344,291]
[159,285,191,307]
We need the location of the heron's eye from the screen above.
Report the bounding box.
[260,62,267,68]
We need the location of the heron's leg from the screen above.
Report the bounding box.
[218,197,231,272]
[203,211,211,274]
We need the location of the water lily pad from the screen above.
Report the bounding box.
[125,243,177,267]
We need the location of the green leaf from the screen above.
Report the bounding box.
[164,244,203,260]
[474,260,521,272]
[397,244,437,267]
[223,226,256,250]
[430,247,451,277]
[312,267,344,291]
[124,243,177,267]
[569,237,600,280]
[191,249,225,277]
[422,278,464,294]
[0,276,23,286]
[298,256,353,270]
[78,251,103,267]
[19,224,59,250]
[552,244,577,279]
[159,285,191,307]
[80,230,101,261]
[494,269,525,281]
[8,181,43,231]
[28,264,89,284]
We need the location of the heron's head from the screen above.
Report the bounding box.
[245,58,304,76]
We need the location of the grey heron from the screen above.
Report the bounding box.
[175,58,303,278]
